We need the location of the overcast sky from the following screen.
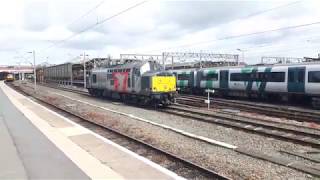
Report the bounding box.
[1,0,320,66]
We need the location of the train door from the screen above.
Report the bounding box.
[288,67,305,93]
[190,71,195,89]
[132,68,141,92]
[220,70,229,89]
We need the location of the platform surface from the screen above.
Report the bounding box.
[0,85,89,179]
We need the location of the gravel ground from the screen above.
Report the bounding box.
[215,108,320,131]
[15,82,319,179]
[177,105,320,137]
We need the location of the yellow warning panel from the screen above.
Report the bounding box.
[151,76,176,92]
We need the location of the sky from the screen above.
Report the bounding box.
[0,0,320,66]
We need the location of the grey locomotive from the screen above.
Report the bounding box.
[86,61,177,106]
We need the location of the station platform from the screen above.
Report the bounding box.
[0,81,181,180]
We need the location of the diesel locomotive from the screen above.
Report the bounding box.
[86,61,176,106]
[169,62,320,108]
[5,73,14,82]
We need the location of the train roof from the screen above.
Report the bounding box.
[92,61,145,71]
[112,61,145,69]
[91,61,164,72]
[166,62,320,73]
[249,61,320,67]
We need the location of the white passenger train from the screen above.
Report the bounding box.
[169,62,320,108]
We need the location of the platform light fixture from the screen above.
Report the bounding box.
[27,50,36,91]
[236,48,246,66]
[80,52,89,88]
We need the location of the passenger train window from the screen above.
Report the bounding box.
[308,71,320,83]
[230,72,284,82]
[93,74,97,83]
[230,73,250,81]
[230,73,241,81]
[178,74,190,80]
[269,72,285,82]
[206,73,218,81]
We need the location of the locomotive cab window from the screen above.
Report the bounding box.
[107,73,112,80]
[92,74,97,83]
[308,71,320,83]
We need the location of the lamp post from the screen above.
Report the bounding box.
[14,57,22,83]
[14,61,21,83]
[80,52,89,88]
[27,50,36,91]
[236,48,246,66]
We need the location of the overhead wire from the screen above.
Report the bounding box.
[148,20,320,52]
[240,0,301,19]
[66,0,106,27]
[145,0,309,52]
[19,0,315,63]
[17,0,106,61]
[41,0,147,52]
[39,0,297,57]
[20,0,147,62]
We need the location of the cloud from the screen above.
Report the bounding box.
[23,1,51,31]
[155,1,266,32]
[0,0,319,65]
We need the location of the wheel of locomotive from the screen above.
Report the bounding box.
[120,93,127,102]
[88,89,95,96]
[96,90,103,97]
[136,96,144,106]
[90,89,97,96]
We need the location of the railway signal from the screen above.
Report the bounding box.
[205,89,215,110]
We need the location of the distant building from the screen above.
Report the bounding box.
[0,65,34,80]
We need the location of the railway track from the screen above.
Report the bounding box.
[22,82,320,148]
[164,105,320,148]
[8,82,229,180]
[40,83,89,95]
[176,94,320,123]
